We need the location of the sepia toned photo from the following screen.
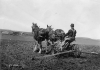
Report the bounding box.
[0,0,100,70]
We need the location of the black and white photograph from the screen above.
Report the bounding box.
[0,0,100,70]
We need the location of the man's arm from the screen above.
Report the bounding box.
[74,30,77,41]
[74,30,77,37]
[65,30,70,36]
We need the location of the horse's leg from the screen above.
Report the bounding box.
[33,44,37,52]
[38,45,42,53]
[46,39,49,46]
[33,40,38,52]
[60,41,63,51]
[51,40,55,54]
[60,36,63,51]
[44,39,48,53]
[46,39,49,53]
[38,40,42,54]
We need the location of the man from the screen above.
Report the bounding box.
[65,23,77,46]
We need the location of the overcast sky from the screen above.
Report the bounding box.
[0,0,100,39]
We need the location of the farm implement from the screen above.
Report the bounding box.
[32,39,82,60]
[32,39,98,60]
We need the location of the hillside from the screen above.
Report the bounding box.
[0,29,100,45]
[73,37,100,46]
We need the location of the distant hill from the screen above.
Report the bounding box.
[0,28,31,33]
[0,29,100,45]
[73,37,100,46]
[0,29,33,41]
[0,29,32,36]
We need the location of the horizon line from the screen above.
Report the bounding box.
[0,28,100,40]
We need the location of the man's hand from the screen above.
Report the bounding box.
[65,36,68,39]
[65,36,70,40]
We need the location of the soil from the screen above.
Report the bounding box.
[1,39,100,70]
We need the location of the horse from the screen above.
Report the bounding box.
[32,23,51,53]
[32,23,66,54]
[46,25,58,44]
[32,23,41,53]
[45,25,66,54]
[55,29,65,42]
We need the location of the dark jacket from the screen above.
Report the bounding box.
[65,29,77,39]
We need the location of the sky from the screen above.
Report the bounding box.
[0,0,100,39]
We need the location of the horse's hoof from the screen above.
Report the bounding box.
[38,51,42,54]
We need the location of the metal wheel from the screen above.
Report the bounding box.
[71,44,81,57]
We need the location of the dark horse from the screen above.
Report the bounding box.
[32,23,66,53]
[46,27,66,53]
[32,23,51,53]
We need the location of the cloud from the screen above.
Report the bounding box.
[0,0,100,39]
[0,17,29,31]
[81,26,100,39]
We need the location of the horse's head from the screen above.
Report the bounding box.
[38,28,44,34]
[32,22,39,31]
[46,25,54,35]
[46,25,53,32]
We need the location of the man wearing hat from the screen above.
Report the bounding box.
[64,23,77,47]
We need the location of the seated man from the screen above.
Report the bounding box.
[64,23,77,48]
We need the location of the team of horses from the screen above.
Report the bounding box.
[32,22,68,54]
